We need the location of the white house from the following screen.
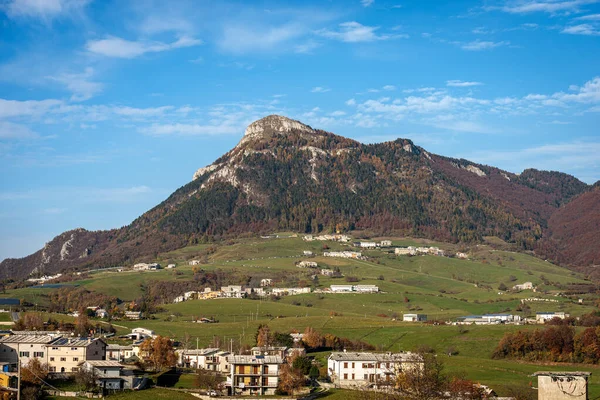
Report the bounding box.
[260,279,273,287]
[221,286,244,298]
[403,314,427,322]
[297,261,318,268]
[395,247,417,256]
[380,240,392,247]
[132,263,161,271]
[81,360,125,390]
[330,285,354,293]
[513,282,534,291]
[354,285,379,293]
[303,251,314,256]
[358,242,377,249]
[131,328,154,338]
[189,260,202,266]
[324,251,362,259]
[536,312,569,323]
[95,309,109,319]
[124,311,142,320]
[0,334,56,365]
[106,344,135,362]
[166,264,176,269]
[327,352,421,388]
[179,348,221,369]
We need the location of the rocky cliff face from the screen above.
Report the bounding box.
[0,115,595,280]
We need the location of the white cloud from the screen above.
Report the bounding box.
[383,85,396,91]
[461,40,510,51]
[218,23,305,54]
[47,67,103,101]
[311,86,331,93]
[0,98,64,118]
[316,21,407,43]
[2,0,89,20]
[562,23,600,35]
[139,123,241,136]
[494,0,599,14]
[0,121,38,139]
[111,106,175,117]
[346,98,357,106]
[447,80,483,87]
[576,13,600,20]
[361,0,374,6]
[86,35,202,59]
[295,40,321,54]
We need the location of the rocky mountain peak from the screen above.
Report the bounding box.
[242,115,315,142]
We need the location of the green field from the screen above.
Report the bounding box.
[3,235,599,397]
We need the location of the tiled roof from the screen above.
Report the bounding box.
[328,352,419,362]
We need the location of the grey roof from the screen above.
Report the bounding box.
[227,355,284,365]
[181,348,220,356]
[328,352,419,362]
[250,346,287,351]
[83,360,124,368]
[0,334,56,344]
[50,338,103,347]
[107,344,133,350]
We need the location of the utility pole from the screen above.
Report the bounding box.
[17,358,20,400]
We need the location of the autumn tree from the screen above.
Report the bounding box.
[75,310,91,336]
[302,326,323,349]
[74,367,99,391]
[21,358,49,385]
[255,324,271,347]
[278,363,305,395]
[140,336,177,371]
[195,368,224,391]
[395,352,446,400]
[448,377,486,400]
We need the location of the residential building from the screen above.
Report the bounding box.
[271,287,311,296]
[132,263,160,271]
[131,328,154,338]
[95,309,109,319]
[327,352,421,388]
[456,314,521,325]
[513,282,534,291]
[321,269,335,276]
[166,264,176,269]
[106,345,135,362]
[536,312,569,323]
[330,285,354,293]
[380,240,392,247]
[250,346,288,358]
[221,286,245,298]
[297,261,318,268]
[0,334,55,365]
[47,337,106,373]
[189,260,202,266]
[178,348,221,370]
[358,242,377,249]
[226,355,284,396]
[81,360,125,390]
[403,314,427,322]
[354,285,379,293]
[260,279,273,287]
[303,251,314,256]
[455,252,468,259]
[533,371,590,400]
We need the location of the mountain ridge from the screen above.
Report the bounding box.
[1,115,596,281]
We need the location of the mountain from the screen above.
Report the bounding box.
[1,115,596,280]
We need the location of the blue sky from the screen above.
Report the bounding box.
[1,0,599,261]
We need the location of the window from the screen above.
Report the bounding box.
[73,357,79,362]
[362,363,367,368]
[343,373,348,380]
[34,352,44,358]
[60,357,66,362]
[50,357,55,362]
[343,362,348,368]
[351,362,355,368]
[71,347,78,351]
[352,373,355,380]
[52,347,58,350]
[19,352,30,357]
[364,374,368,380]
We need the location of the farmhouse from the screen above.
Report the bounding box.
[226,355,284,396]
[327,352,421,388]
[357,242,377,248]
[221,285,245,298]
[297,261,318,268]
[320,269,336,276]
[330,285,353,293]
[0,334,56,365]
[380,240,392,247]
[124,311,142,320]
[132,263,161,271]
[403,314,427,322]
[457,314,521,325]
[303,250,314,256]
[513,282,534,291]
[330,285,379,293]
[260,278,273,287]
[395,247,416,256]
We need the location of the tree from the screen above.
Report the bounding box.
[75,310,91,336]
[498,282,507,291]
[75,367,99,392]
[395,352,446,400]
[195,368,224,391]
[140,336,177,371]
[291,355,312,375]
[278,363,304,395]
[448,377,486,400]
[21,358,49,385]
[255,324,271,347]
[302,326,323,349]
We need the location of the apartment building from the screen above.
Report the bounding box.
[47,338,106,373]
[0,334,55,365]
[226,355,284,396]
